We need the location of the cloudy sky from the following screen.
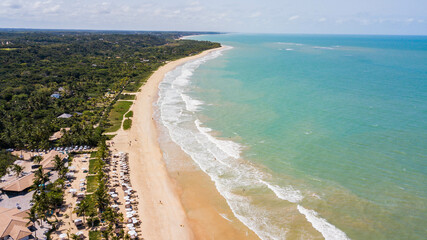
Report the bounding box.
[1,0,426,35]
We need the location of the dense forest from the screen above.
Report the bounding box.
[0,30,220,168]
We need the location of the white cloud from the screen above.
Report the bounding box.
[336,19,345,24]
[42,4,60,14]
[318,17,326,22]
[288,15,299,21]
[185,6,203,12]
[250,11,261,18]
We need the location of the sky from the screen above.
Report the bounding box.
[0,0,426,35]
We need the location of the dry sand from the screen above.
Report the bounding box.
[110,47,260,240]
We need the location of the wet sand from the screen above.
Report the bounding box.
[111,46,259,240]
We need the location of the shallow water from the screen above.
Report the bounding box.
[157,34,427,240]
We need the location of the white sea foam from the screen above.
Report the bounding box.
[219,213,233,222]
[181,93,204,112]
[158,46,290,240]
[157,45,349,240]
[195,119,241,159]
[285,48,294,51]
[276,42,303,46]
[260,180,303,203]
[297,205,351,240]
[313,46,335,50]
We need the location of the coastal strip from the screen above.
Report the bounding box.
[109,47,231,239]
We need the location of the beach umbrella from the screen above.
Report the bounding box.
[59,233,68,239]
[75,231,84,236]
[74,219,83,226]
[126,223,134,228]
[69,189,77,193]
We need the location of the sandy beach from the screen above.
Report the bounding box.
[109,46,259,240]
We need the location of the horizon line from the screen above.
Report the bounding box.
[0,27,426,37]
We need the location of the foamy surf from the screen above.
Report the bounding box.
[220,213,233,222]
[260,180,303,203]
[158,46,290,240]
[195,119,241,159]
[297,205,350,240]
[157,45,350,240]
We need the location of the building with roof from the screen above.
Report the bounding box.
[50,93,61,99]
[0,207,33,240]
[0,151,66,194]
[57,113,72,119]
[0,174,35,193]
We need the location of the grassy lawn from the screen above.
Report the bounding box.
[106,101,133,132]
[0,48,18,51]
[86,175,99,193]
[89,159,101,174]
[89,231,101,240]
[123,119,132,130]
[90,151,97,158]
[119,94,136,100]
[105,134,116,140]
[125,110,133,118]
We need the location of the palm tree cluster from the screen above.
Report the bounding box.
[28,155,68,235]
[75,140,125,239]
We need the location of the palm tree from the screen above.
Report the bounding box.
[94,181,109,213]
[34,166,49,188]
[33,155,43,165]
[25,208,40,239]
[75,199,90,224]
[9,164,23,178]
[70,234,80,240]
[53,155,63,172]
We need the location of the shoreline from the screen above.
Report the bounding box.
[110,46,258,239]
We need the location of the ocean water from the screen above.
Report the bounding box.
[156,34,427,240]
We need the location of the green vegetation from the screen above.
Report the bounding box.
[106,101,133,132]
[125,110,133,118]
[86,175,99,193]
[28,154,68,231]
[89,158,101,174]
[123,119,132,130]
[0,150,17,177]
[90,151,97,158]
[119,94,136,100]
[105,134,116,140]
[0,31,220,150]
[8,163,23,177]
[77,140,125,238]
[0,48,18,51]
[89,231,101,240]
[0,30,220,181]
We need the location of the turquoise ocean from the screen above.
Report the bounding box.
[156,34,427,240]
